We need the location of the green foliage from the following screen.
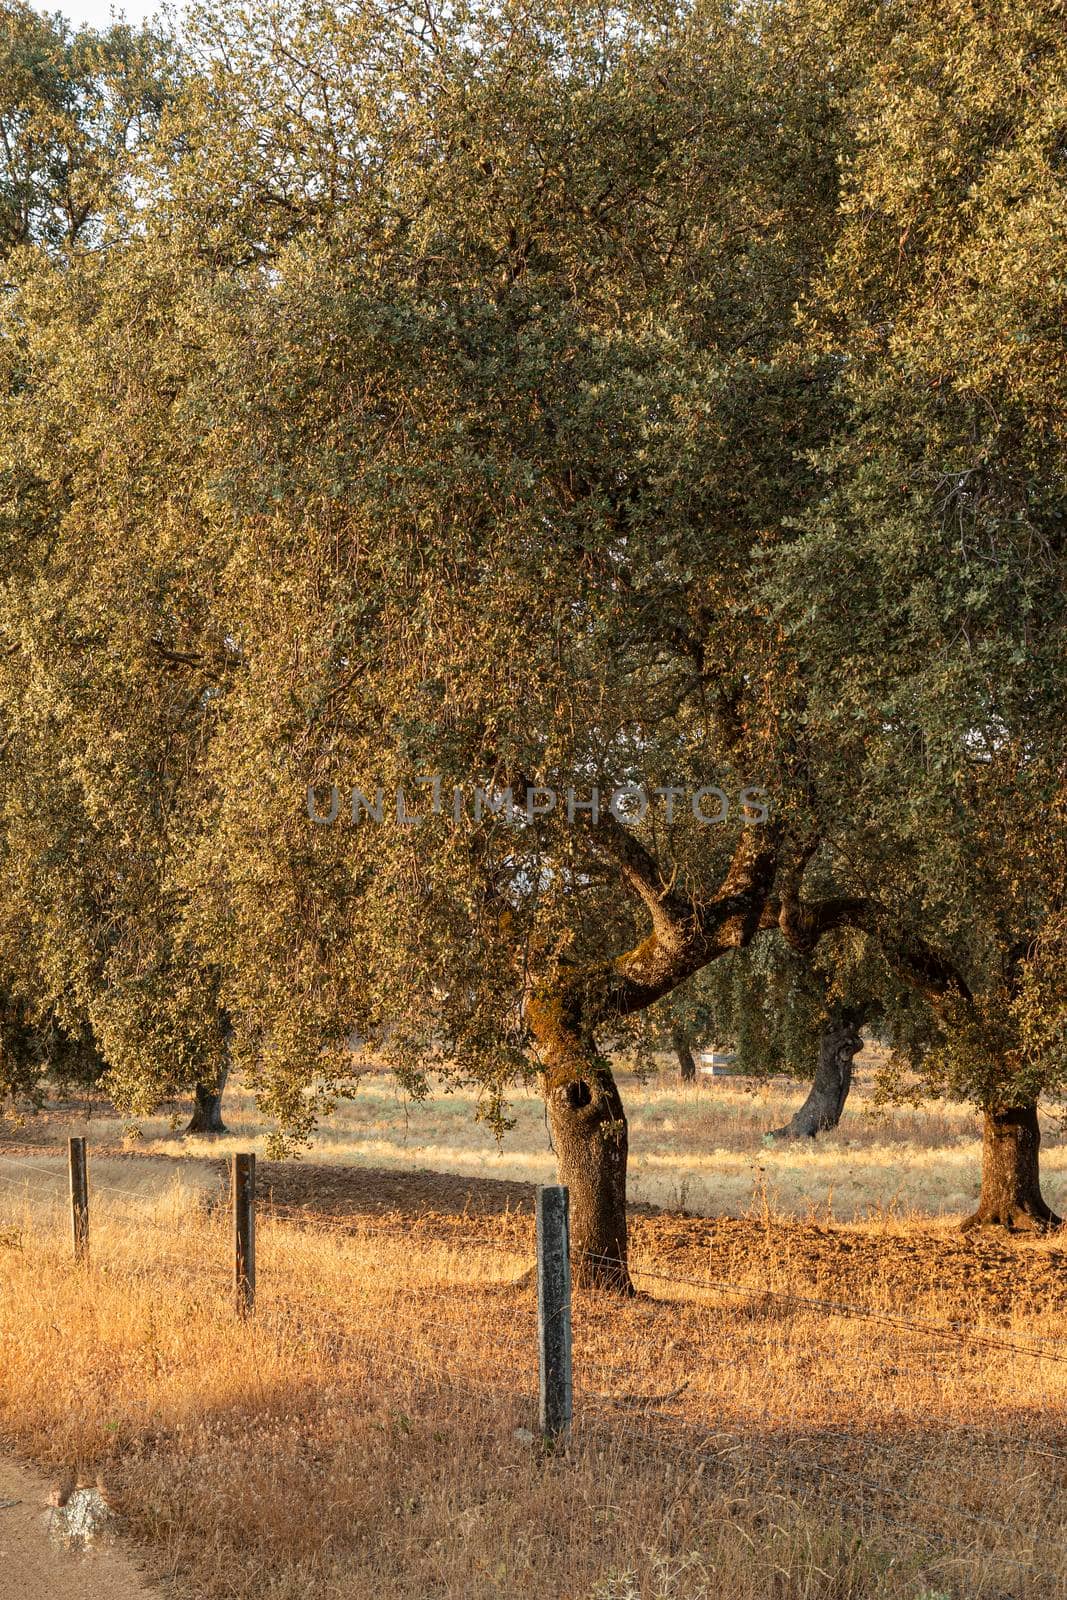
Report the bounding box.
[649,925,939,1086]
[0,0,1062,1145]
[0,1,173,257]
[759,0,1067,1108]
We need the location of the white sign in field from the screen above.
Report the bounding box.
[697,1051,736,1077]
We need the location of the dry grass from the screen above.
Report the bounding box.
[30,1063,1067,1224]
[0,1151,218,1210]
[3,1069,1066,1597]
[1,1172,1065,1600]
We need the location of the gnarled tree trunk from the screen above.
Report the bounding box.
[525,823,780,1293]
[185,1063,229,1135]
[528,992,633,1294]
[542,1055,633,1293]
[672,1024,697,1083]
[767,1008,863,1140]
[962,1104,1061,1233]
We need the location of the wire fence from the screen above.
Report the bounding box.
[1,1141,1066,1591]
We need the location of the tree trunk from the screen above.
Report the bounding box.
[672,1024,697,1083]
[522,826,781,1293]
[542,1056,633,1293]
[767,1010,863,1140]
[185,1064,229,1136]
[961,1104,1061,1233]
[527,990,633,1293]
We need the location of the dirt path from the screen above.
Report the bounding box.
[0,1457,157,1600]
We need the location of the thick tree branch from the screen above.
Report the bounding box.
[766,892,975,1008]
[528,822,781,1041]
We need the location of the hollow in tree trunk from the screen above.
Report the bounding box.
[185,1066,229,1136]
[767,1008,864,1140]
[524,822,781,1292]
[672,1024,697,1083]
[961,1104,1061,1233]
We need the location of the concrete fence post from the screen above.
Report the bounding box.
[536,1184,573,1439]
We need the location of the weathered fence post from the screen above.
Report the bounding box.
[233,1152,256,1316]
[536,1184,573,1440]
[68,1136,89,1263]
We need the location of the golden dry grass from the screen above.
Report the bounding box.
[1,1170,1066,1600]
[28,1062,1067,1225]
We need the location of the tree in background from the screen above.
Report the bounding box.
[763,0,1067,1228]
[0,3,185,1118]
[0,10,240,1133]
[644,0,1066,1217]
[655,927,935,1140]
[0,0,169,255]
[684,940,869,1139]
[770,1004,864,1141]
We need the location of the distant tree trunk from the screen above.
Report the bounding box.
[185,1062,229,1135]
[672,1024,697,1083]
[961,1104,1061,1233]
[767,1009,864,1140]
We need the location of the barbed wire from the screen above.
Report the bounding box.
[2,1182,1063,1586]
[0,1154,223,1211]
[5,1160,1064,1370]
[7,1161,1066,1408]
[0,1165,66,1195]
[583,1253,1067,1364]
[0,1155,70,1176]
[262,1202,533,1257]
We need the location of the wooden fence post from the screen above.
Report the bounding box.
[536,1184,573,1439]
[68,1136,88,1263]
[233,1152,256,1316]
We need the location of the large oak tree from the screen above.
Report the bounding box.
[2,0,1063,1278]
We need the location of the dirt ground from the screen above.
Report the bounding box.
[0,1456,157,1600]
[3,1105,1065,1323]
[257,1158,1067,1321]
[2,1141,1066,1600]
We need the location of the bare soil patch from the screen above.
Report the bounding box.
[3,1131,1063,1320]
[0,1456,157,1600]
[261,1158,1067,1320]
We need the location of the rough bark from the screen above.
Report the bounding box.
[524,821,780,1293]
[961,1104,1062,1233]
[672,1024,697,1083]
[185,1063,229,1136]
[767,1010,864,1140]
[541,1051,633,1294]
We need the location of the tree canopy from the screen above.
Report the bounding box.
[0,0,1063,1269]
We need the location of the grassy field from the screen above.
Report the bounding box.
[1,1169,1066,1600]
[15,1057,1067,1224]
[1,1068,1066,1598]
